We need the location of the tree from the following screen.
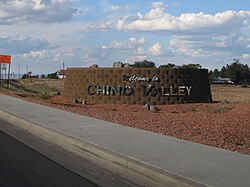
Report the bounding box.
[130,60,156,68]
[41,74,46,78]
[208,69,220,83]
[159,63,176,68]
[21,74,27,79]
[47,72,58,79]
[182,63,202,69]
[221,59,250,84]
[219,66,227,77]
[213,69,220,77]
[210,59,250,84]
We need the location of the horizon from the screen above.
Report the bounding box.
[0,0,249,74]
[5,59,250,76]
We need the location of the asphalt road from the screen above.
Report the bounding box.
[0,130,99,187]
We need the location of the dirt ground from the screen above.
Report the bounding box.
[0,79,250,155]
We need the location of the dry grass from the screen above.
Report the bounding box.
[17,78,65,93]
[2,78,65,94]
[211,84,250,103]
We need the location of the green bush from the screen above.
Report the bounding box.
[39,93,50,100]
[130,60,156,68]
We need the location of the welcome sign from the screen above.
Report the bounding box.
[63,68,212,105]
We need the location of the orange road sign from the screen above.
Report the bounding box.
[0,55,11,64]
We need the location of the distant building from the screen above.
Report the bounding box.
[212,77,234,84]
[58,70,67,79]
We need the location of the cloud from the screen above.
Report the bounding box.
[0,0,76,24]
[0,35,50,54]
[152,2,166,9]
[115,9,250,34]
[110,4,134,11]
[102,37,146,49]
[129,37,146,44]
[124,55,147,63]
[23,50,48,59]
[81,54,99,67]
[133,47,145,55]
[94,37,149,66]
[242,54,250,59]
[169,33,250,58]
[90,5,250,68]
[165,32,250,70]
[148,42,162,56]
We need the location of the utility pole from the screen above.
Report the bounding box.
[26,64,28,78]
[63,61,65,79]
[19,64,20,79]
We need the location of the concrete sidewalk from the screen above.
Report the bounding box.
[0,93,250,187]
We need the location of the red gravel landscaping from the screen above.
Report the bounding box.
[1,90,250,155]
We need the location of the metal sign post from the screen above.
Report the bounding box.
[7,63,11,89]
[0,63,1,83]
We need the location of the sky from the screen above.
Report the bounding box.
[0,0,250,74]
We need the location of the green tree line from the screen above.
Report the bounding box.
[209,59,250,84]
[128,60,202,69]
[128,59,249,85]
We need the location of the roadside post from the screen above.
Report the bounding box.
[0,55,12,89]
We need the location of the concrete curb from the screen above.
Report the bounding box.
[0,109,209,187]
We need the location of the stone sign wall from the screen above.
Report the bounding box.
[63,68,212,105]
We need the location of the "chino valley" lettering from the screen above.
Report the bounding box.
[87,85,192,97]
